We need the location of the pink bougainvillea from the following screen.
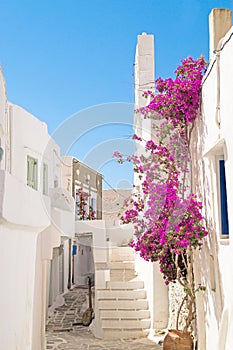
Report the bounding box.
[114,56,207,330]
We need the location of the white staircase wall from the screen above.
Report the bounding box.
[134,252,169,329]
[77,220,167,339]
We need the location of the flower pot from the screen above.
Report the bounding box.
[163,329,193,350]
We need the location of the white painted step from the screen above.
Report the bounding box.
[106,280,144,290]
[98,299,148,310]
[100,309,150,319]
[102,329,149,339]
[110,269,137,281]
[96,245,150,340]
[110,247,135,262]
[97,289,146,300]
[109,262,135,270]
[102,318,151,329]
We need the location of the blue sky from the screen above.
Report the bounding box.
[0,0,232,188]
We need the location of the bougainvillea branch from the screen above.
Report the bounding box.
[114,56,208,331]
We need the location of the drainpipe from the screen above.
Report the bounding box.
[209,9,232,128]
[215,50,221,127]
[67,238,72,289]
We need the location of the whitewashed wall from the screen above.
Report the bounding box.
[191,26,233,350]
[0,68,6,171]
[133,33,169,330]
[0,67,74,350]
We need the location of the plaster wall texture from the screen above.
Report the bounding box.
[0,224,54,350]
[0,68,74,349]
[134,255,168,330]
[0,170,51,227]
[63,238,70,293]
[0,68,7,171]
[133,32,169,330]
[191,16,233,349]
[0,225,38,350]
[134,33,154,165]
[9,103,62,193]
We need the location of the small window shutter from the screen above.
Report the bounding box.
[91,197,96,211]
[27,156,38,189]
[219,160,229,235]
[43,163,48,195]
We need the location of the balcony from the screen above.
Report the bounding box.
[49,187,75,238]
[0,170,50,228]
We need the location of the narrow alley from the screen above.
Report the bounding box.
[46,287,162,350]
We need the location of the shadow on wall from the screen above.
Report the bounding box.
[191,100,224,346]
[73,234,95,286]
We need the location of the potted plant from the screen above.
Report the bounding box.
[114,56,208,349]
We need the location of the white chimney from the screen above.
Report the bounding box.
[209,8,232,59]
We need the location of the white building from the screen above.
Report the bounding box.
[191,8,233,350]
[60,156,103,287]
[0,68,74,350]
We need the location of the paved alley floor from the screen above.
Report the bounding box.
[46,286,162,350]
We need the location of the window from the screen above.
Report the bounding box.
[90,197,96,211]
[89,197,96,220]
[54,175,59,188]
[43,163,48,195]
[27,156,38,190]
[219,159,229,236]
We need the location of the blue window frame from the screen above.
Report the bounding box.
[219,159,229,235]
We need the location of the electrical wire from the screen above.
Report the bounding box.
[203,31,233,85]
[102,176,133,198]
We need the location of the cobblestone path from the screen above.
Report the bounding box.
[46,287,162,350]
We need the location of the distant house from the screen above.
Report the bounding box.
[102,188,132,221]
[61,156,102,286]
[61,156,102,220]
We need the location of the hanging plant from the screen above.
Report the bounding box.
[76,189,96,220]
[87,205,96,220]
[76,188,89,220]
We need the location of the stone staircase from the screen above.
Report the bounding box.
[96,246,151,339]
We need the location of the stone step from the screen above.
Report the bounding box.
[102,318,151,329]
[106,280,144,290]
[110,269,137,281]
[109,261,135,270]
[100,309,150,319]
[102,328,149,339]
[110,247,135,262]
[97,289,146,300]
[98,299,148,310]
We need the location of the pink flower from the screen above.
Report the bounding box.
[115,56,208,284]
